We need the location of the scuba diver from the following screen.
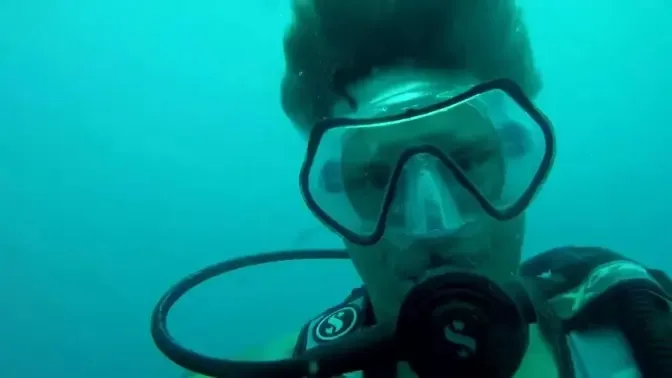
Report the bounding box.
[152,0,672,377]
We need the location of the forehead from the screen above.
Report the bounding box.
[345,67,476,105]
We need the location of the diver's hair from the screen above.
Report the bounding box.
[281,0,542,134]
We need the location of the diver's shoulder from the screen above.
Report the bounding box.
[185,331,300,378]
[519,245,628,278]
[245,331,302,360]
[520,245,672,295]
[226,331,303,361]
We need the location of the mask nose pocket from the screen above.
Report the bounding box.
[424,198,446,232]
[402,161,464,238]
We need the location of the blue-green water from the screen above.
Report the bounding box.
[0,1,670,377]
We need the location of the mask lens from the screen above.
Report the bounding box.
[477,89,548,211]
[307,124,385,236]
[303,85,552,242]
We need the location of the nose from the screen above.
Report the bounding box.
[403,158,465,238]
[417,170,449,231]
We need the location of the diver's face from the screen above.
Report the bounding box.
[300,72,553,321]
[340,104,525,318]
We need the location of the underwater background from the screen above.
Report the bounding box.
[0,0,670,377]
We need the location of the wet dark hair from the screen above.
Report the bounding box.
[280,0,543,134]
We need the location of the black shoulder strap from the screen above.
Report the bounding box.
[292,319,311,357]
[520,246,629,291]
[522,246,672,377]
[293,288,397,378]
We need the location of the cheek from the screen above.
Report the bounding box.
[484,217,525,267]
[348,240,417,283]
[346,242,389,277]
[481,218,516,247]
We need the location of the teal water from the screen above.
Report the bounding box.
[0,1,670,377]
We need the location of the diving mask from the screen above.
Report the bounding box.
[301,78,555,246]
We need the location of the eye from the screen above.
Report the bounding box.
[320,160,345,193]
[362,161,392,190]
[498,121,532,159]
[452,148,493,172]
[341,160,392,192]
[453,155,474,171]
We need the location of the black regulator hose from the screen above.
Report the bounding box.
[151,249,352,378]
